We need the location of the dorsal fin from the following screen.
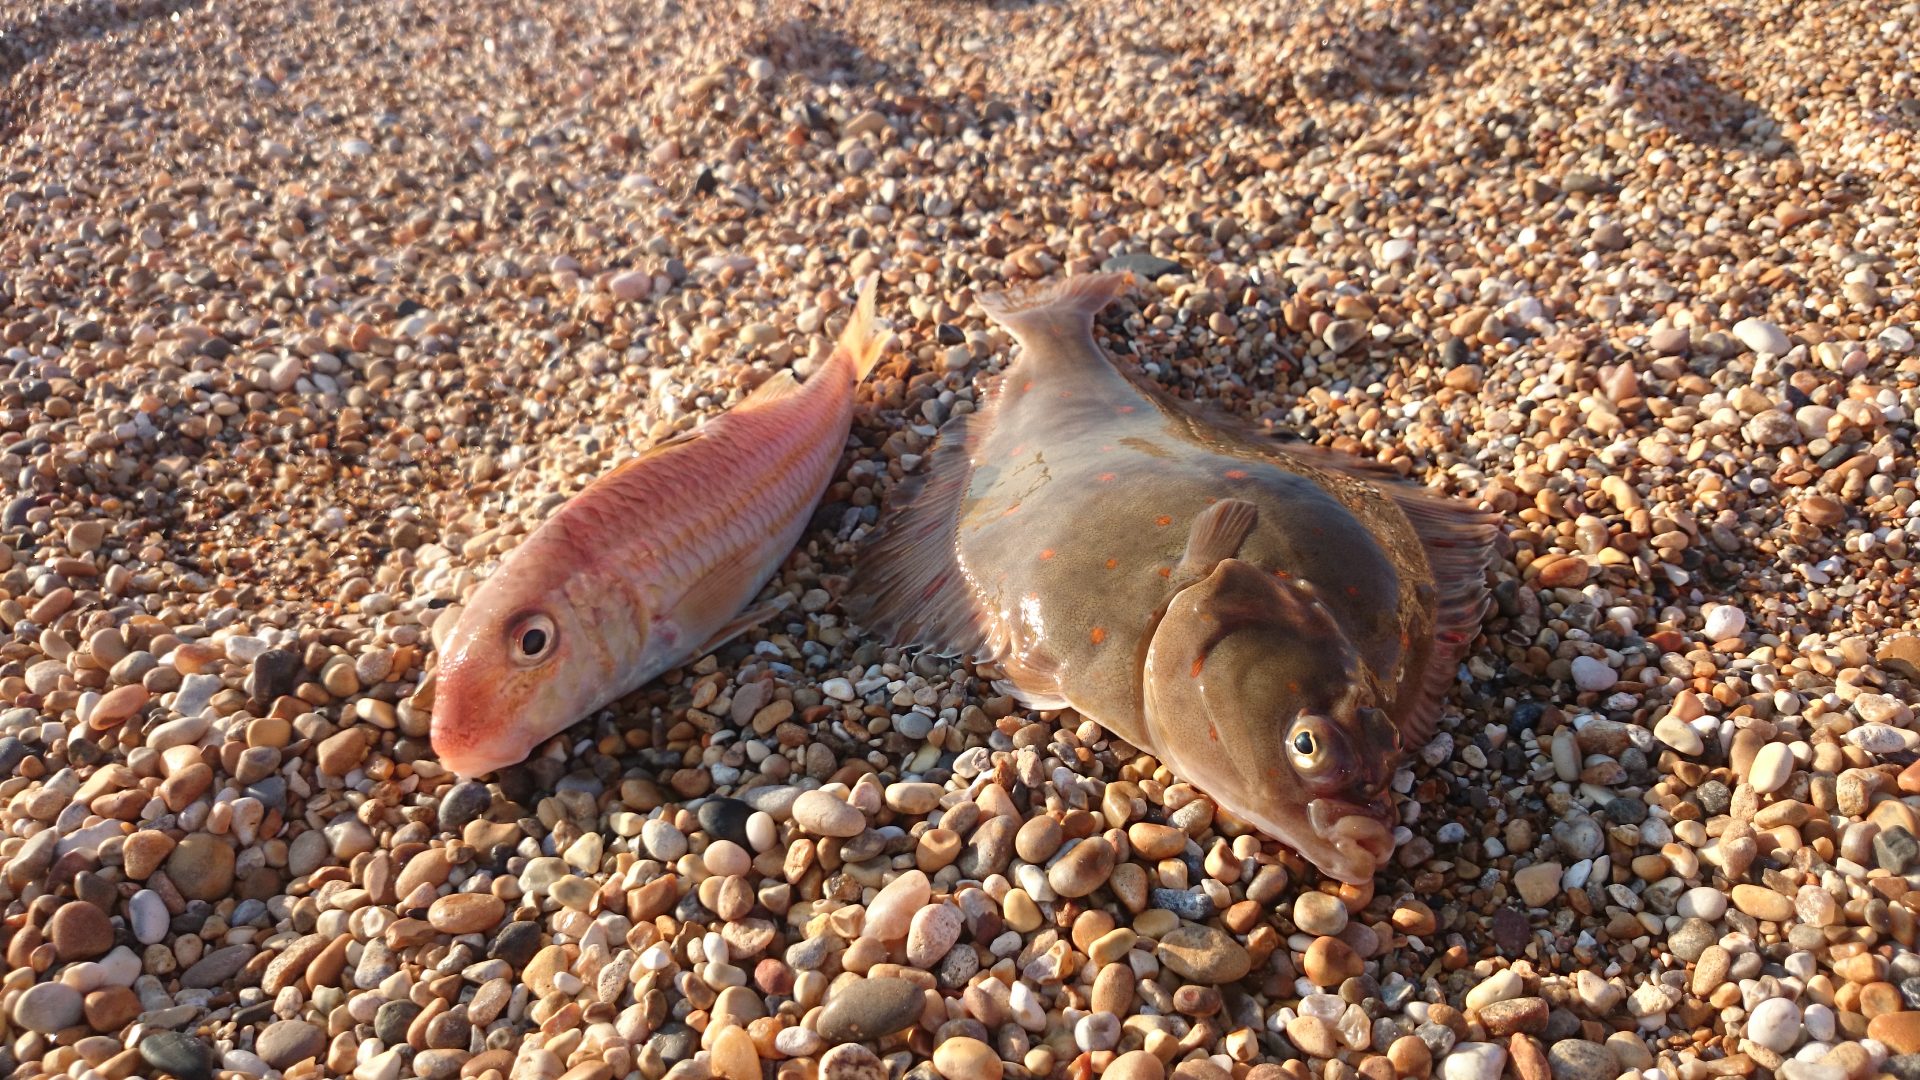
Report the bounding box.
[845,411,995,661]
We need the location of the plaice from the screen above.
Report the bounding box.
[849,272,1497,884]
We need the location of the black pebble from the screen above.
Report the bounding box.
[140,1033,215,1080]
[440,781,492,834]
[1604,797,1648,825]
[1695,780,1732,816]
[488,920,543,971]
[1876,826,1920,875]
[246,649,301,705]
[697,798,754,847]
[1508,701,1546,732]
[374,999,422,1046]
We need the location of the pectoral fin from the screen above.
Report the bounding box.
[1173,498,1259,584]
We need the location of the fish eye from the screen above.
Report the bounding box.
[510,614,557,665]
[1288,714,1337,775]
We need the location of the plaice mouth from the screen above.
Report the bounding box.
[1306,797,1398,884]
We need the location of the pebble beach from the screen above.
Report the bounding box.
[3,1,1920,1080]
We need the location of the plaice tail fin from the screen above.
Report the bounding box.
[838,274,886,382]
[977,271,1133,346]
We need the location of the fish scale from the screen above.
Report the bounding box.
[851,272,1497,884]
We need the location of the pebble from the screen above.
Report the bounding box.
[1733,318,1792,355]
[165,834,236,901]
[1545,1040,1616,1080]
[793,790,866,837]
[815,978,924,1043]
[1443,1043,1508,1080]
[1292,892,1349,936]
[932,1037,1001,1080]
[12,982,84,1033]
[140,1033,216,1080]
[1746,997,1802,1052]
[1156,924,1252,984]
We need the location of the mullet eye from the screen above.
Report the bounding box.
[510,614,557,664]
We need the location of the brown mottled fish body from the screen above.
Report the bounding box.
[852,273,1495,884]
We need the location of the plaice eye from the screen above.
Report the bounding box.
[1293,730,1316,756]
[519,627,547,656]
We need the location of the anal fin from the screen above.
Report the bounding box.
[846,413,996,662]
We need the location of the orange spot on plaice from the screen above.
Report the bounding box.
[1118,405,1136,414]
[1040,549,1056,560]
[1105,557,1119,570]
[1158,566,1172,578]
[1190,657,1205,678]
[1274,569,1293,579]
[1346,585,1361,596]
[1288,680,1301,693]
[1022,380,1034,392]
[1225,469,1249,480]
[1155,515,1172,526]
[1090,627,1107,644]
[1097,472,1117,483]
[1207,721,1221,741]
[1008,444,1026,458]
[1002,502,1021,517]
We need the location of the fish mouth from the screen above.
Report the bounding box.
[1304,798,1398,885]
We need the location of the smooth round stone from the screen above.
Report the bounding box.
[863,870,930,941]
[49,900,115,961]
[932,1036,1002,1080]
[257,1020,326,1069]
[1047,837,1116,898]
[698,798,754,846]
[1157,924,1251,984]
[12,981,84,1033]
[815,977,924,1043]
[141,1032,216,1080]
[1292,892,1349,937]
[1746,997,1801,1053]
[166,834,236,901]
[428,893,506,934]
[1442,1042,1508,1080]
[906,903,965,967]
[1748,742,1793,794]
[793,790,866,837]
[1105,1050,1166,1080]
[1675,888,1728,921]
[1667,919,1717,963]
[641,818,689,861]
[1546,1039,1618,1080]
[703,839,752,877]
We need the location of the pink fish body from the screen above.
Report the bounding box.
[430,279,885,777]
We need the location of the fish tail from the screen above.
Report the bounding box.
[977,271,1134,343]
[838,273,886,382]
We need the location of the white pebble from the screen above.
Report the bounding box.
[1747,743,1793,794]
[1746,997,1802,1053]
[1570,655,1618,692]
[1702,604,1746,640]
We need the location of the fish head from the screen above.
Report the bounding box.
[1143,557,1402,884]
[430,544,647,778]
